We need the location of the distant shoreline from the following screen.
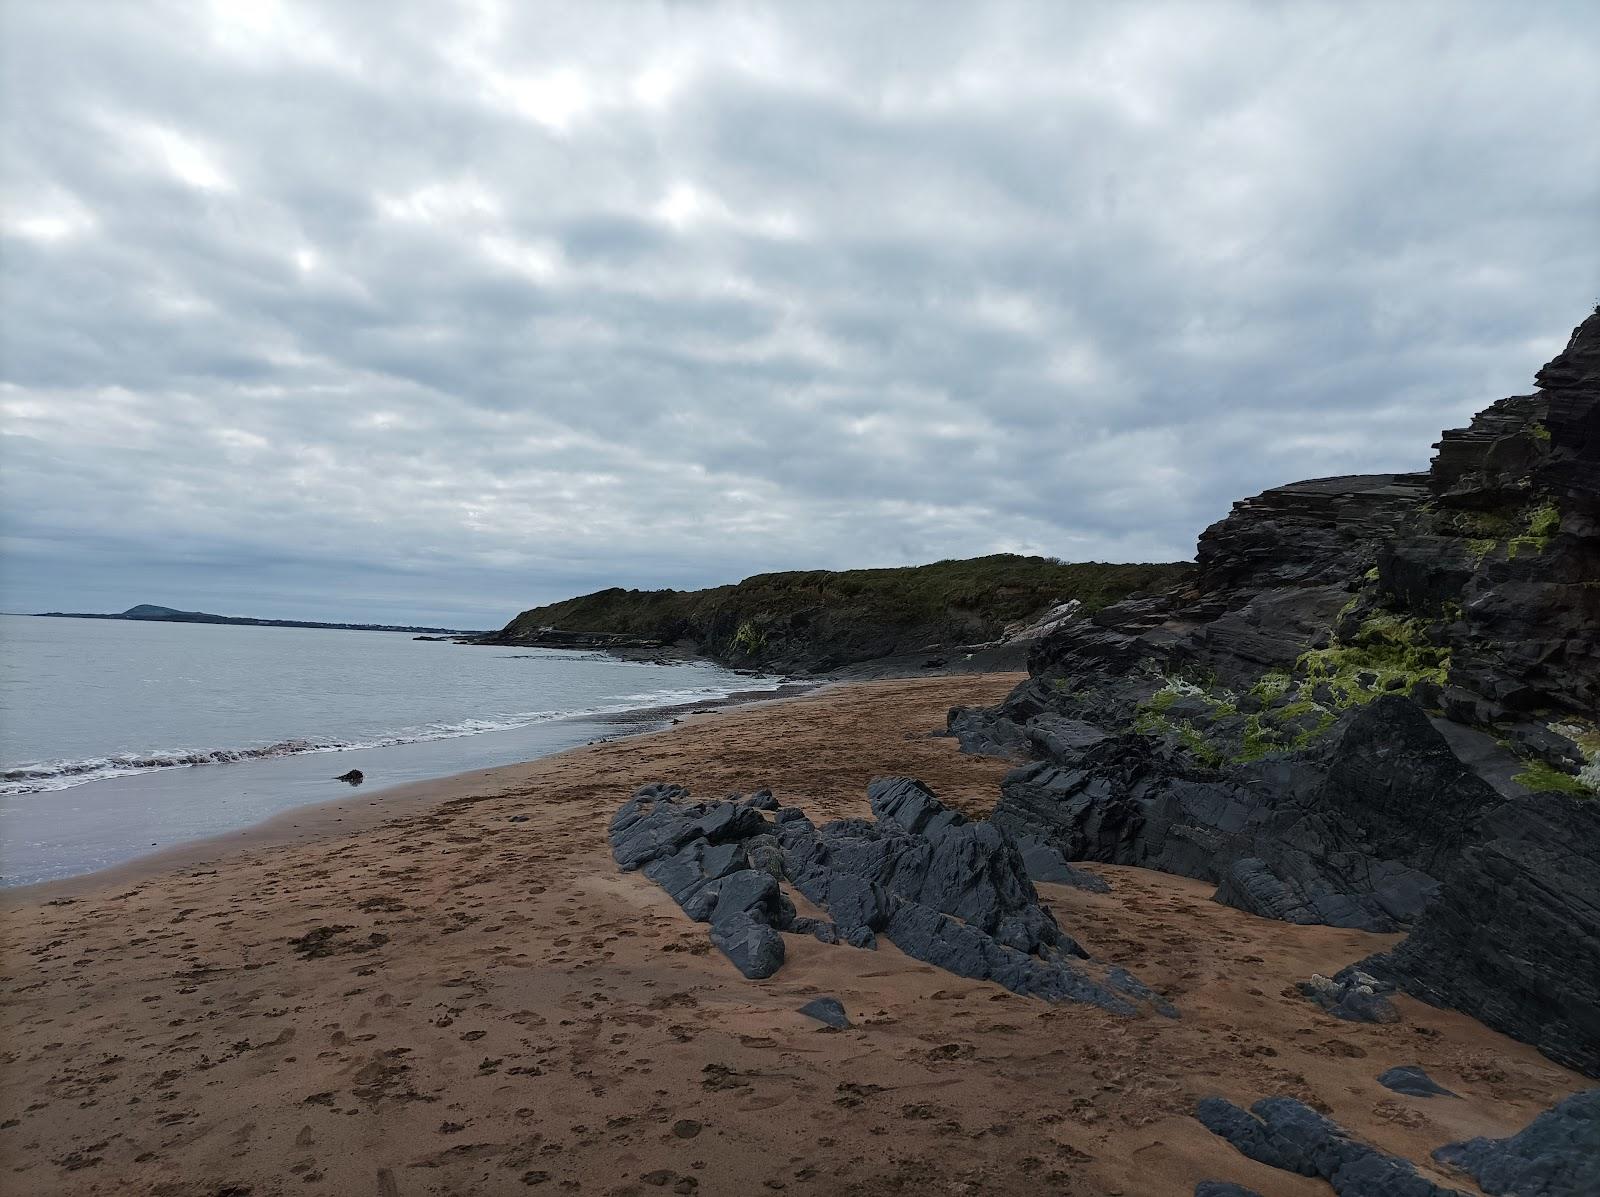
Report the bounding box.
[29,607,487,636]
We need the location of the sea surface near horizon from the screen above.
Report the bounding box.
[0,614,782,887]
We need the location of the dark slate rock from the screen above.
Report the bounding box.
[842,925,877,949]
[1433,1088,1600,1197]
[994,697,1495,934]
[610,780,1171,1015]
[1024,714,1110,761]
[1378,1066,1457,1099]
[1357,790,1600,1079]
[1194,1184,1264,1197]
[946,704,1032,760]
[945,309,1600,1076]
[1017,838,1112,893]
[1106,966,1180,1019]
[1197,1095,1467,1196]
[869,775,970,839]
[708,913,783,980]
[1299,970,1400,1024]
[797,997,851,1029]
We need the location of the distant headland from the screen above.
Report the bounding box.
[32,603,485,636]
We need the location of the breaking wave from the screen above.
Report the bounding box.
[0,683,774,797]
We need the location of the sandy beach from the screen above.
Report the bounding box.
[0,675,1586,1196]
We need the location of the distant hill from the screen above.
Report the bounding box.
[35,604,484,636]
[491,554,1194,673]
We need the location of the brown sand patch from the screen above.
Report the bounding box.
[0,675,1585,1195]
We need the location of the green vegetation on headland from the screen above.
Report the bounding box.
[494,555,1194,673]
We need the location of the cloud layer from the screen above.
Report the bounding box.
[3,1,1596,625]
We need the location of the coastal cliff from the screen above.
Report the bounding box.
[950,309,1600,1076]
[490,555,1192,674]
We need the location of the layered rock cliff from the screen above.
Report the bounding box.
[950,309,1600,1075]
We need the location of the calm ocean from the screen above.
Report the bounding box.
[0,614,781,886]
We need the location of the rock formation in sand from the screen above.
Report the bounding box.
[1197,1087,1600,1197]
[946,308,1600,1077]
[609,777,1176,1016]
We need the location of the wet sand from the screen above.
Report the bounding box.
[0,675,1586,1195]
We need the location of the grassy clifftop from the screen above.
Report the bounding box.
[496,555,1193,672]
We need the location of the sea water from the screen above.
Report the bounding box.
[0,614,781,886]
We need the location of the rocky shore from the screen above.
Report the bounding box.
[5,316,1596,1195]
[4,675,1592,1196]
[597,310,1599,1191]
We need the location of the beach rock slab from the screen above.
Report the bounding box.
[1194,1184,1265,1197]
[1299,969,1401,1024]
[798,997,850,1029]
[1196,1095,1468,1195]
[1378,1066,1457,1099]
[1356,790,1600,1079]
[774,777,1172,1015]
[994,697,1498,934]
[708,914,783,980]
[1433,1088,1600,1197]
[1017,838,1112,893]
[610,779,1174,1016]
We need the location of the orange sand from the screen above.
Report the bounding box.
[0,675,1585,1195]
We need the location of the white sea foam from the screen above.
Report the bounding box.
[0,682,779,796]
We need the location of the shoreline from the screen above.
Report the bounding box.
[0,677,826,903]
[2,632,1033,894]
[0,672,1586,1196]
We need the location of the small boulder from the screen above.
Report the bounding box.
[1378,1066,1457,1099]
[707,913,784,979]
[335,769,364,785]
[1433,1088,1600,1197]
[798,997,851,1029]
[1299,970,1399,1024]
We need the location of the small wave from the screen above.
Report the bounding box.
[0,680,784,797]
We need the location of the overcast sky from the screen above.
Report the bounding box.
[2,1,1596,627]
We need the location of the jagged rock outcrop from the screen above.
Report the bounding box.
[1196,1095,1467,1196]
[1432,1088,1600,1197]
[992,696,1498,932]
[609,779,1175,1015]
[1202,1088,1600,1196]
[1300,967,1400,1024]
[948,308,1600,1074]
[1357,789,1600,1078]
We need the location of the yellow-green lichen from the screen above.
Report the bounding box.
[1513,761,1595,797]
[1133,710,1224,768]
[1234,713,1282,763]
[1249,671,1293,704]
[730,619,766,655]
[1294,613,1450,706]
[1528,502,1560,538]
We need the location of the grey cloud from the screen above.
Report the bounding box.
[2,0,1597,625]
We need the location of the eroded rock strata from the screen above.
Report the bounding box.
[1198,1087,1600,1197]
[949,309,1600,1075]
[1196,1095,1469,1197]
[1432,1088,1600,1197]
[608,778,1175,1016]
